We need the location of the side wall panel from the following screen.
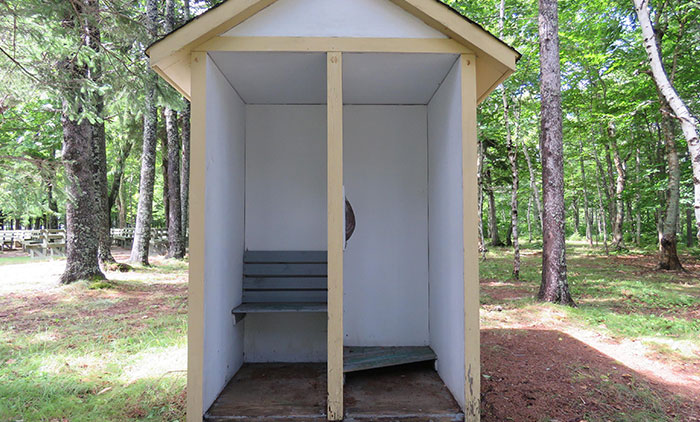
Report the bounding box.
[202,57,246,410]
[427,59,466,409]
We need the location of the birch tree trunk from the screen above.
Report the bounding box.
[129,0,159,265]
[634,0,700,242]
[658,99,683,270]
[537,0,574,305]
[477,138,487,258]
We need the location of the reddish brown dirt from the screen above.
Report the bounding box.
[0,281,187,336]
[610,253,700,281]
[481,279,534,302]
[481,329,700,422]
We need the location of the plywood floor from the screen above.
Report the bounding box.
[204,362,463,422]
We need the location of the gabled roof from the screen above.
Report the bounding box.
[147,0,520,103]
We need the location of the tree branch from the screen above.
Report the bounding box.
[0,45,40,82]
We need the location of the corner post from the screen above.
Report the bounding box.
[326,51,344,421]
[187,51,208,422]
[461,53,480,421]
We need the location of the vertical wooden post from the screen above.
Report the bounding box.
[187,51,207,422]
[326,51,344,421]
[461,53,480,422]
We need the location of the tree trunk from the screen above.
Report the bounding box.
[537,0,574,305]
[527,195,533,242]
[129,0,159,265]
[505,220,512,247]
[634,0,700,242]
[59,0,105,284]
[594,159,610,255]
[522,143,543,231]
[503,92,520,279]
[163,0,185,259]
[118,178,127,229]
[180,0,191,243]
[107,139,134,212]
[165,108,184,258]
[635,148,642,246]
[181,103,191,245]
[687,208,694,247]
[61,110,105,283]
[572,197,579,235]
[160,116,169,231]
[579,140,593,247]
[94,98,116,265]
[500,0,519,278]
[477,138,487,258]
[610,138,626,250]
[658,99,683,270]
[46,174,59,230]
[486,168,503,247]
[80,0,116,266]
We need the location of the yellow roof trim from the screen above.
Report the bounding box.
[146,0,520,102]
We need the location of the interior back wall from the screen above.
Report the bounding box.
[245,104,429,352]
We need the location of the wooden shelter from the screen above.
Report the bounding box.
[147,1,518,421]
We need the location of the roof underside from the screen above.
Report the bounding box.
[147,0,520,103]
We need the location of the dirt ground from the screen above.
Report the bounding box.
[2,248,698,421]
[480,252,700,422]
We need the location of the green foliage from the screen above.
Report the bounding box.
[445,0,699,248]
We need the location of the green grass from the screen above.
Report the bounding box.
[481,242,700,349]
[0,264,187,422]
[0,255,54,266]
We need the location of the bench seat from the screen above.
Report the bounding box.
[232,251,328,316]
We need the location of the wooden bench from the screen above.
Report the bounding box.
[232,251,328,317]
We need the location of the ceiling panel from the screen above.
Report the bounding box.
[210,51,458,105]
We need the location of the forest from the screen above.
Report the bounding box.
[0,0,699,285]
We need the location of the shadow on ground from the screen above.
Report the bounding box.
[481,329,700,421]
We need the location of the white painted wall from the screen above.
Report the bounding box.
[223,0,447,39]
[343,105,429,346]
[244,105,328,362]
[243,314,328,362]
[244,105,430,359]
[202,58,246,410]
[427,59,466,409]
[245,105,327,250]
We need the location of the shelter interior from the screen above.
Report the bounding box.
[202,50,470,420]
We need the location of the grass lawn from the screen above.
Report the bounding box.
[0,243,698,421]
[0,256,188,422]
